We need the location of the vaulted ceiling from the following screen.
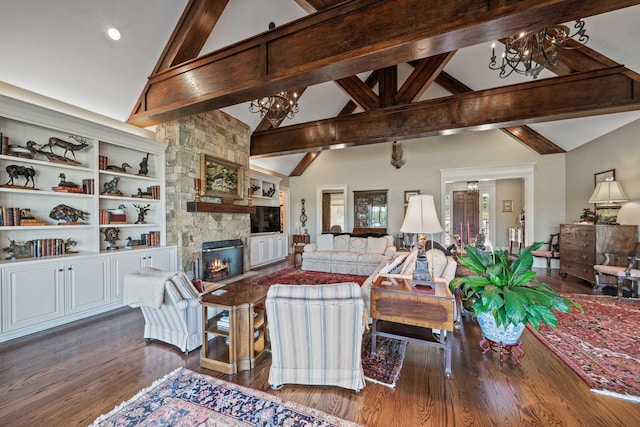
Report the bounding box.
[2,0,640,176]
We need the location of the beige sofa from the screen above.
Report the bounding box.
[301,233,397,276]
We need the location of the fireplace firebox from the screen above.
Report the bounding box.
[202,239,243,282]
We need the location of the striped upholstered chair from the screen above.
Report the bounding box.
[125,268,202,353]
[265,282,366,392]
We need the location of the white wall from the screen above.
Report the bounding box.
[495,178,524,248]
[566,117,640,223]
[289,128,566,246]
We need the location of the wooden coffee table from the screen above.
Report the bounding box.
[370,275,455,378]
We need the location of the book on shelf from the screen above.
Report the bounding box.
[99,155,108,170]
[52,186,85,193]
[82,178,95,194]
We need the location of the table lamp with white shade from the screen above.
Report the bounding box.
[400,194,443,285]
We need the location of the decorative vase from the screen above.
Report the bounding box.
[476,311,525,345]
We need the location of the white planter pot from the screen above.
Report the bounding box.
[476,311,525,345]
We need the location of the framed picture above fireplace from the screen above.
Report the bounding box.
[200,154,244,200]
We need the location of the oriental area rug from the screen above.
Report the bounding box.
[361,330,408,388]
[90,368,364,427]
[527,294,640,402]
[251,267,369,287]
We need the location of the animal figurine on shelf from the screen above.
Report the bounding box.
[64,238,78,253]
[58,173,78,188]
[106,163,132,173]
[102,176,122,195]
[49,204,90,223]
[103,227,120,250]
[126,236,142,247]
[133,203,151,224]
[2,239,33,259]
[138,153,150,176]
[40,136,89,161]
[5,164,36,188]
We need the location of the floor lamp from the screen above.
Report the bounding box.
[400,194,443,285]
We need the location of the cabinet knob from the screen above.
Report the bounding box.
[58,268,64,272]
[68,267,72,271]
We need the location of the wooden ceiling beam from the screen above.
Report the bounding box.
[294,0,347,13]
[379,66,397,107]
[435,71,564,154]
[130,0,228,117]
[334,76,381,111]
[128,0,638,127]
[289,152,322,176]
[396,52,456,104]
[251,67,640,157]
[288,70,380,177]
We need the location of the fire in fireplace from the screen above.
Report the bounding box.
[202,239,243,282]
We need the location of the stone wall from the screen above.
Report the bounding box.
[155,110,251,274]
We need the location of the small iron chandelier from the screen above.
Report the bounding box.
[489,19,589,79]
[467,181,479,194]
[249,91,299,126]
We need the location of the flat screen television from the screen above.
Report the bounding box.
[250,206,281,234]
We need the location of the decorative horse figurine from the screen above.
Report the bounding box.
[5,164,36,188]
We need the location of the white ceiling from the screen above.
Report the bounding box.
[2,0,639,176]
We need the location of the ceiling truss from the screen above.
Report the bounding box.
[131,0,640,176]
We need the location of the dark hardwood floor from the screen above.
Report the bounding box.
[1,259,639,426]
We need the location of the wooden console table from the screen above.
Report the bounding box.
[200,283,269,374]
[370,275,455,378]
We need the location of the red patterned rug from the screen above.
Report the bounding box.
[361,330,408,388]
[251,267,369,287]
[527,294,640,402]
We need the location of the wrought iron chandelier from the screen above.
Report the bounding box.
[249,91,299,126]
[489,19,589,79]
[467,181,479,194]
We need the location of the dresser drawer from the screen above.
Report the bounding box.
[561,248,596,265]
[561,261,595,283]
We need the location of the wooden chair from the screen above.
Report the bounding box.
[594,243,640,299]
[531,233,560,269]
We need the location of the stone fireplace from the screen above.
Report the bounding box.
[156,110,252,275]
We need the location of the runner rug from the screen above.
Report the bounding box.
[251,267,369,287]
[90,368,364,427]
[361,330,408,388]
[527,294,640,402]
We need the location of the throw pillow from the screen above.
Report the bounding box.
[366,236,388,254]
[316,234,334,251]
[349,237,367,253]
[333,234,350,251]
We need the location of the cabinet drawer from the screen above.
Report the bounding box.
[562,238,594,252]
[561,261,595,283]
[561,248,596,265]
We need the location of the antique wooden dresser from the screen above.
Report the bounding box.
[559,224,638,286]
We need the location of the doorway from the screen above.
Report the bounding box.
[316,185,347,236]
[441,164,534,248]
[452,190,479,245]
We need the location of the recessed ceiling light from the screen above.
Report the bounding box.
[107,28,121,41]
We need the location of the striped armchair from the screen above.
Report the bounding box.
[265,282,366,392]
[126,269,202,353]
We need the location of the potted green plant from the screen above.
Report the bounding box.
[449,243,582,344]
